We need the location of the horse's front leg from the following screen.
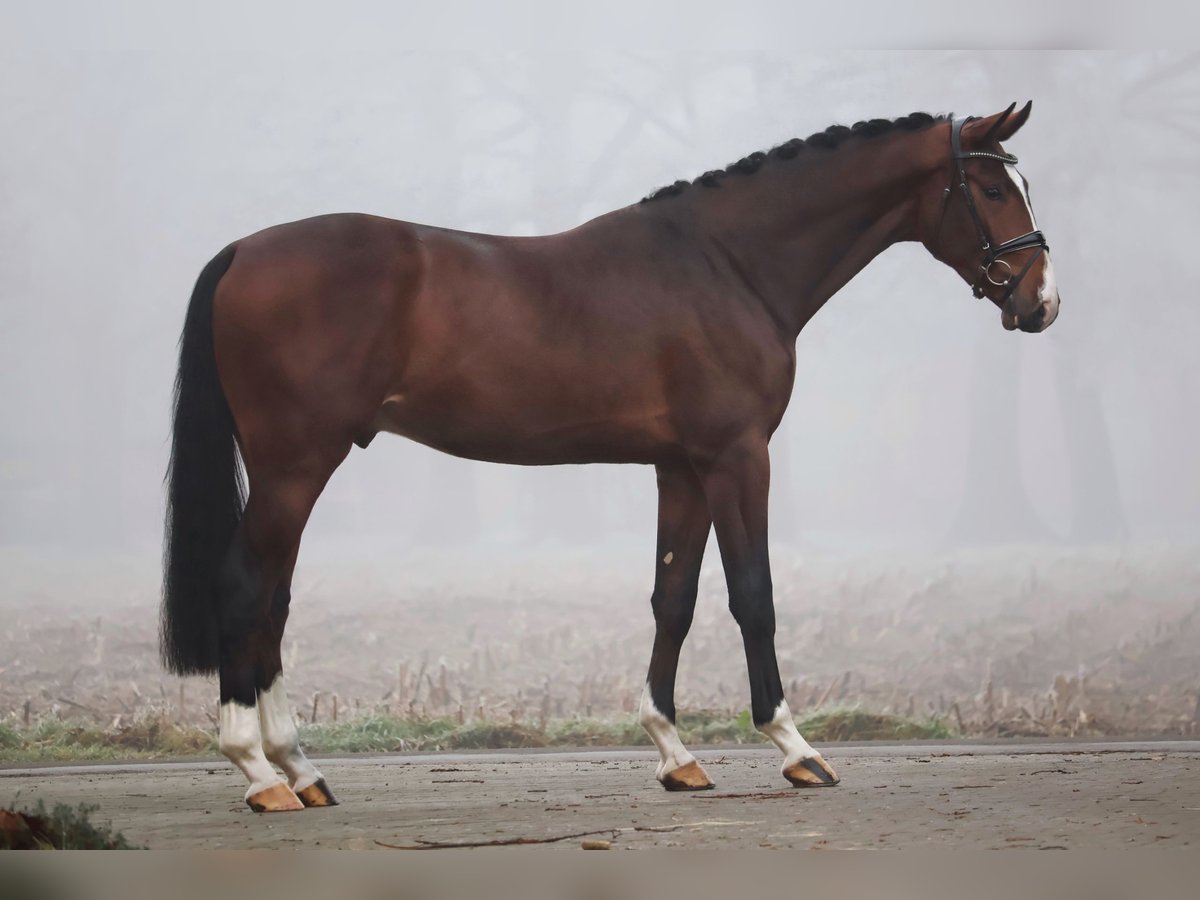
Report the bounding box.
[639,462,715,791]
[696,438,839,788]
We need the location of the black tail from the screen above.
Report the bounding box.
[161,244,242,675]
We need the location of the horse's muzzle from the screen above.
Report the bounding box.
[1004,295,1058,333]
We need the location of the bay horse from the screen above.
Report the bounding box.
[161,102,1059,812]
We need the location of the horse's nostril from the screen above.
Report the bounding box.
[1018,303,1048,333]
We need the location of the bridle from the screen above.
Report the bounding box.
[937,116,1048,319]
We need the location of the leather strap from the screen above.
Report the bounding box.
[945,116,1049,317]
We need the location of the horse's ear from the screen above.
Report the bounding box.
[964,101,1033,145]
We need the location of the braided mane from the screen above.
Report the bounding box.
[641,111,948,203]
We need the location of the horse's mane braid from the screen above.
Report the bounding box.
[641,111,948,203]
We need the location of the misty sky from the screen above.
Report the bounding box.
[2,43,1197,570]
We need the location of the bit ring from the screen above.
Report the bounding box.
[984,258,1013,287]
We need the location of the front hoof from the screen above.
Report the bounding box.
[783,755,840,788]
[660,760,716,792]
[296,778,339,808]
[246,782,305,812]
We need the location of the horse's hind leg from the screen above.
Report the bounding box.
[640,462,715,791]
[217,455,345,812]
[256,554,337,807]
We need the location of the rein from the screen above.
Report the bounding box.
[937,116,1048,319]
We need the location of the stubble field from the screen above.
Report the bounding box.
[2,545,1197,752]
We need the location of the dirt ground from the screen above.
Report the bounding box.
[2,546,1198,738]
[3,741,1198,849]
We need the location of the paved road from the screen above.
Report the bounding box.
[3,742,1198,849]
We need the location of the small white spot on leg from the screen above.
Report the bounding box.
[258,675,323,793]
[758,700,817,771]
[638,684,695,780]
[219,700,285,799]
[662,551,674,565]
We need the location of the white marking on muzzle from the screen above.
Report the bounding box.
[1005,162,1059,330]
[1038,253,1060,329]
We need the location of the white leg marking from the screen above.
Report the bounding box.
[219,700,286,799]
[258,675,323,793]
[638,684,696,780]
[758,700,817,771]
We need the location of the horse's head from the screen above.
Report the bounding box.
[921,101,1059,333]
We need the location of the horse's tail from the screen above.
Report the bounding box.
[160,244,243,675]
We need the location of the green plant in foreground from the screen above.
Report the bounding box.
[0,800,138,850]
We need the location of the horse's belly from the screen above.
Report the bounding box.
[372,389,675,466]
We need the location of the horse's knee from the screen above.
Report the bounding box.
[728,580,775,640]
[651,584,698,638]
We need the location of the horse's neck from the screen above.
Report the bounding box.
[691,138,932,338]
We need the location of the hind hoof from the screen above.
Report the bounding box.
[246,782,305,812]
[783,755,840,787]
[296,778,339,808]
[660,760,716,792]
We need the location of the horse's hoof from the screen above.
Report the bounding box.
[296,778,339,808]
[660,760,716,792]
[246,782,305,812]
[783,754,840,787]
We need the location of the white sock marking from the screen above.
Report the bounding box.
[639,684,696,780]
[258,675,323,793]
[758,700,818,772]
[219,700,285,799]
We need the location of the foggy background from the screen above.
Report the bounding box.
[2,20,1198,739]
[3,49,1196,579]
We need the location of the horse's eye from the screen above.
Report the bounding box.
[984,186,1002,200]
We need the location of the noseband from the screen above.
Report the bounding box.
[939,116,1048,318]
